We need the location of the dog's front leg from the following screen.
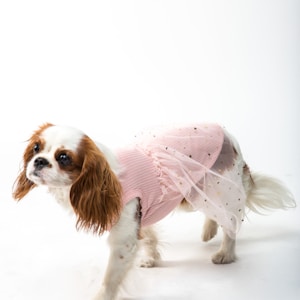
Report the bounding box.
[94,199,140,300]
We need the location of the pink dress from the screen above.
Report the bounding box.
[116,123,246,236]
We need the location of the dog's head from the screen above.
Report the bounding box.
[13,123,122,234]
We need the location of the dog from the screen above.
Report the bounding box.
[13,122,295,300]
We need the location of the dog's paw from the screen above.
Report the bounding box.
[137,251,161,268]
[212,251,236,264]
[139,256,156,268]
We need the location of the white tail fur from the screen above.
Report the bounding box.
[246,173,296,214]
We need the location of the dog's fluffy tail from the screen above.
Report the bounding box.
[246,173,296,214]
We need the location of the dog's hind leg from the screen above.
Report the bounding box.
[211,229,236,264]
[202,217,218,242]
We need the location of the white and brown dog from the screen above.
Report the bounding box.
[13,123,295,300]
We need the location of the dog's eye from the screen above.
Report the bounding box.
[33,143,40,153]
[57,153,72,166]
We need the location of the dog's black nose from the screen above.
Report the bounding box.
[34,157,49,170]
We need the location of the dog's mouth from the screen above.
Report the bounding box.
[27,168,47,185]
[33,169,41,177]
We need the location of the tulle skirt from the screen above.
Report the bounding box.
[134,123,247,237]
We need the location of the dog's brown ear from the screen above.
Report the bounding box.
[13,169,35,200]
[13,145,36,200]
[70,136,122,235]
[12,123,54,200]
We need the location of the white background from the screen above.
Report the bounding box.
[0,1,299,299]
